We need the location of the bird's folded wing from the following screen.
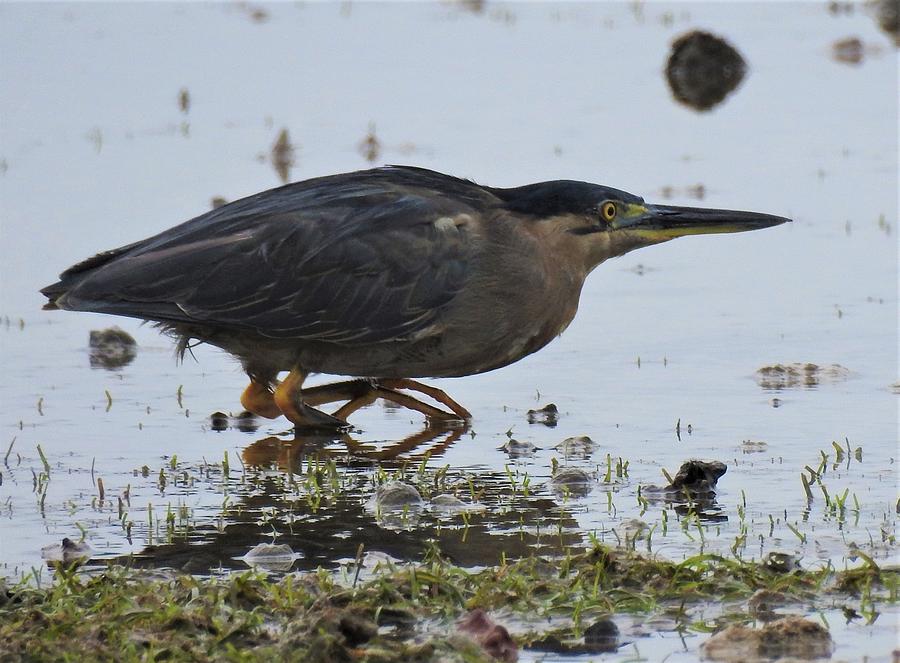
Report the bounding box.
[51,190,476,345]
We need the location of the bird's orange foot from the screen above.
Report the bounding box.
[378,378,472,421]
[240,381,282,419]
[274,368,349,429]
[242,370,470,429]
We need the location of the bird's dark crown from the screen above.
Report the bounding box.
[489,180,644,218]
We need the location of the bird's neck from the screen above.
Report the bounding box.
[582,230,658,274]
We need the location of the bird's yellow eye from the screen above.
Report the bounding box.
[601,201,617,222]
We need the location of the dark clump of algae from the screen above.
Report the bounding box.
[0,541,896,661]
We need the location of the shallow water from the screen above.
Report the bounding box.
[1,2,897,660]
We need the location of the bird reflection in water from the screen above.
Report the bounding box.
[241,420,469,469]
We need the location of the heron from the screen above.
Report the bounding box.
[41,166,790,428]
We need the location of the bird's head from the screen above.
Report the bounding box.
[494,180,791,275]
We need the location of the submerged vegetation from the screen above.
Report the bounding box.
[0,543,896,662]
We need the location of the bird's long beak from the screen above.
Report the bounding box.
[612,203,791,241]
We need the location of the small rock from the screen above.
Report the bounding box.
[499,439,539,457]
[89,327,137,369]
[555,435,598,458]
[701,616,832,661]
[41,538,92,564]
[584,618,619,653]
[525,617,620,655]
[763,551,800,574]
[665,30,747,111]
[642,459,726,509]
[371,483,425,530]
[672,459,726,490]
[234,410,259,432]
[549,467,593,497]
[527,403,559,426]
[242,543,297,571]
[210,411,229,431]
[375,481,424,509]
[663,459,727,494]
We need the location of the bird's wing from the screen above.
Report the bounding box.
[50,167,490,344]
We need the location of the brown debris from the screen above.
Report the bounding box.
[455,0,486,14]
[239,4,269,23]
[271,128,296,184]
[89,327,137,370]
[702,616,832,661]
[832,36,865,64]
[357,123,382,163]
[210,411,229,431]
[747,589,786,621]
[666,459,726,494]
[526,403,558,427]
[665,30,747,111]
[177,88,190,114]
[869,0,900,46]
[527,618,619,654]
[457,609,518,662]
[755,363,850,390]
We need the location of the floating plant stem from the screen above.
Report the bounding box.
[786,522,807,544]
[801,473,813,500]
[36,444,50,475]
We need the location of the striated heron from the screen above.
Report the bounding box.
[42,166,790,428]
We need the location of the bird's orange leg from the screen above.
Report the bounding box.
[240,380,282,419]
[378,379,472,420]
[245,373,470,427]
[371,386,456,421]
[330,391,379,422]
[306,379,462,422]
[273,367,348,429]
[301,379,375,407]
[301,379,464,422]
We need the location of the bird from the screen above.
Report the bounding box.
[41,166,790,428]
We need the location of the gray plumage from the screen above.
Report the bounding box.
[42,167,614,383]
[42,165,787,396]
